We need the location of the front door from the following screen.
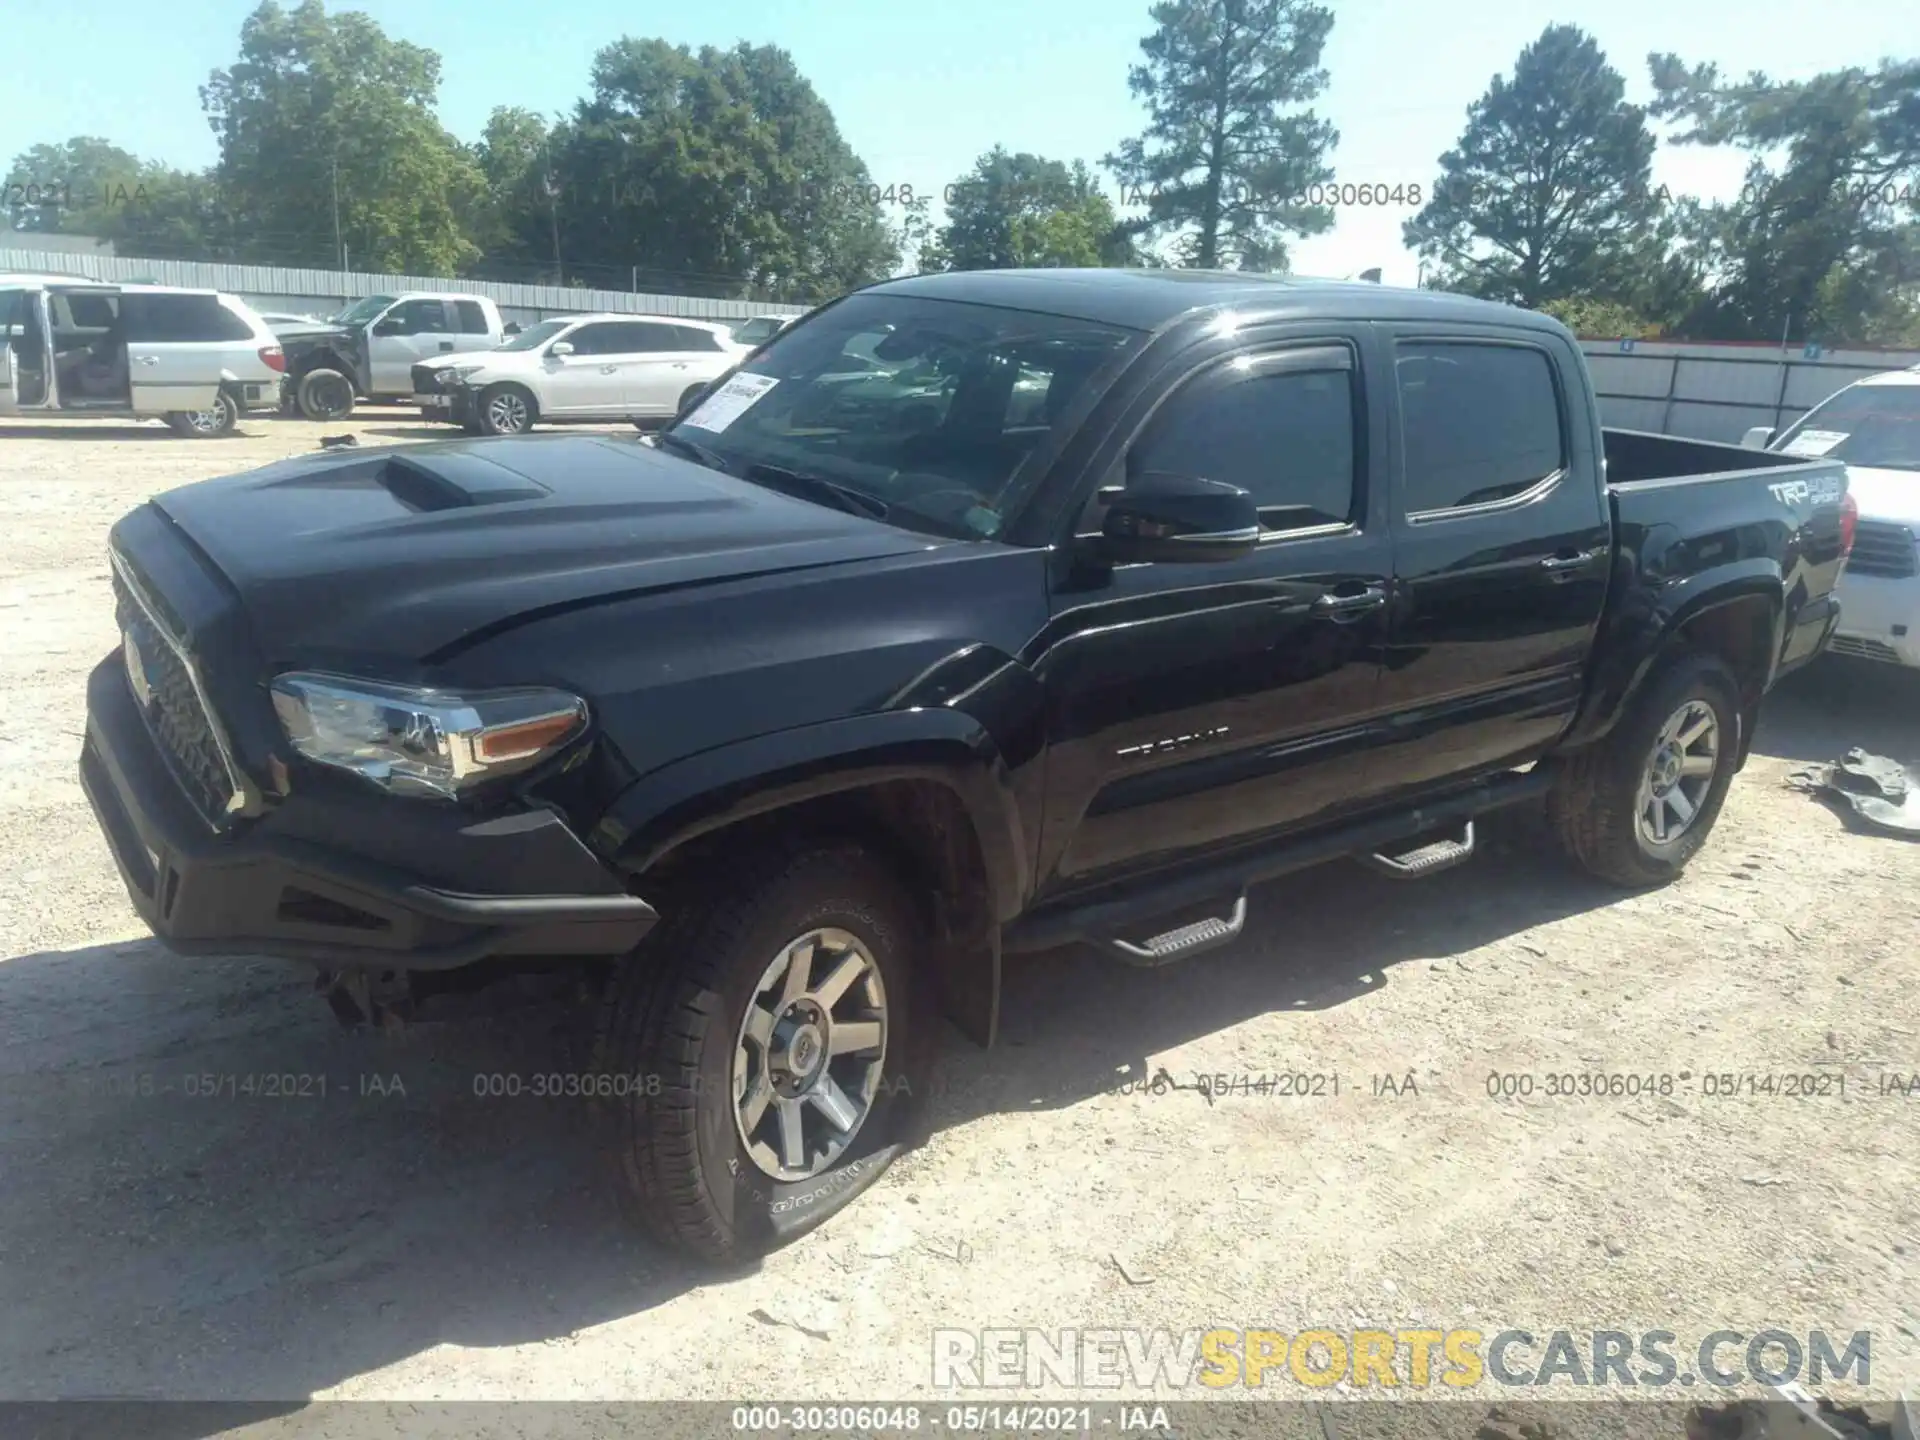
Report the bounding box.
[369,298,458,394]
[543,321,634,416]
[1033,332,1395,894]
[0,287,43,412]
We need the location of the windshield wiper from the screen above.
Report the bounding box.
[740,462,891,521]
[651,429,731,472]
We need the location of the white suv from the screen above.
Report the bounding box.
[0,275,283,436]
[413,313,747,434]
[1748,366,1920,670]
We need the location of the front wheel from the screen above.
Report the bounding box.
[475,383,535,435]
[1547,651,1741,887]
[165,391,239,437]
[295,367,356,421]
[595,844,926,1261]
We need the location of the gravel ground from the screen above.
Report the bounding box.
[1,412,1916,1424]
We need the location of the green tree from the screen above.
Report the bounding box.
[1405,25,1661,309]
[1106,0,1338,270]
[533,38,896,299]
[201,0,482,272]
[927,148,1129,271]
[1649,55,1920,343]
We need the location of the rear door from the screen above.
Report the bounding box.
[1376,330,1610,789]
[369,298,456,393]
[1036,329,1396,891]
[612,321,697,416]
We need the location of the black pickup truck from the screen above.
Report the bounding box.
[80,269,1853,1261]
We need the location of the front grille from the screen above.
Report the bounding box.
[1847,521,1918,579]
[1829,634,1906,665]
[112,568,235,824]
[411,362,444,395]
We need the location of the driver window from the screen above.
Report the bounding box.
[381,299,450,335]
[1090,351,1360,536]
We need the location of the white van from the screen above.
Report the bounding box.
[0,275,284,436]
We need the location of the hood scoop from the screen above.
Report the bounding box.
[264,449,555,512]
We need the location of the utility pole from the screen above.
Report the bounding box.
[331,156,345,271]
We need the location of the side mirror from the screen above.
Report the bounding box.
[372,318,403,336]
[1741,425,1775,450]
[548,340,575,357]
[503,322,522,336]
[1092,472,1261,565]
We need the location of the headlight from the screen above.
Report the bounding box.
[269,673,587,798]
[444,365,486,383]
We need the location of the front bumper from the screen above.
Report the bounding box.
[415,389,474,424]
[79,654,657,970]
[1830,571,1920,669]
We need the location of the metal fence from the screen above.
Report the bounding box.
[1578,338,1920,443]
[0,248,810,329]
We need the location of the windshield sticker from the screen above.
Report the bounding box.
[1781,429,1848,457]
[685,372,779,433]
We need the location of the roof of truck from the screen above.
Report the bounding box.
[868,267,1570,336]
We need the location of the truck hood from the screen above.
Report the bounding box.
[1843,465,1920,530]
[268,319,356,343]
[149,433,941,663]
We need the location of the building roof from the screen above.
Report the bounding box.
[869,267,1566,336]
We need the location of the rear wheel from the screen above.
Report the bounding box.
[476,383,535,435]
[1547,651,1741,887]
[595,843,926,1261]
[676,383,708,417]
[295,367,356,421]
[165,391,239,437]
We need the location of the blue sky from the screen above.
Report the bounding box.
[5,0,1911,284]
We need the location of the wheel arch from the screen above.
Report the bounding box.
[596,709,1032,1048]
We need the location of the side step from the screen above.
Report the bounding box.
[1102,894,1248,967]
[1359,821,1476,879]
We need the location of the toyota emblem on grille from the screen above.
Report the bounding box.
[123,627,155,709]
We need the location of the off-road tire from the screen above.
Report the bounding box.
[594,843,927,1262]
[164,390,239,437]
[295,367,356,421]
[1547,650,1741,887]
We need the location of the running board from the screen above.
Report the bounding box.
[1359,821,1476,878]
[1003,766,1553,956]
[1103,894,1248,967]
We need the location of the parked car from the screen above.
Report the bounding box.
[0,274,282,436]
[730,313,800,346]
[411,313,746,434]
[1744,366,1920,671]
[272,292,516,420]
[78,269,1851,1262]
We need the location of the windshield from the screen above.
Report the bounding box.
[665,293,1138,539]
[1773,382,1920,471]
[495,318,572,352]
[333,294,396,325]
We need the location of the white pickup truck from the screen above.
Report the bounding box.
[1746,364,1920,671]
[270,292,517,418]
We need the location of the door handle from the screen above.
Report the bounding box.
[672,362,689,370]
[1310,583,1387,618]
[134,355,159,366]
[599,364,619,374]
[438,341,454,352]
[1540,548,1602,573]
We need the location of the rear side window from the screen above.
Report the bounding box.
[607,322,678,354]
[123,293,253,342]
[1128,349,1359,532]
[1395,341,1565,512]
[670,325,725,352]
[453,300,490,334]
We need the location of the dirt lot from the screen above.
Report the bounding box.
[1,411,1917,1418]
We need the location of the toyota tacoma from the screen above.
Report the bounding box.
[79,269,1853,1261]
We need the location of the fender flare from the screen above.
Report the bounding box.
[1568,560,1785,751]
[594,707,1033,928]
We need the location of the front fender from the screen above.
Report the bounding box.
[590,707,1033,926]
